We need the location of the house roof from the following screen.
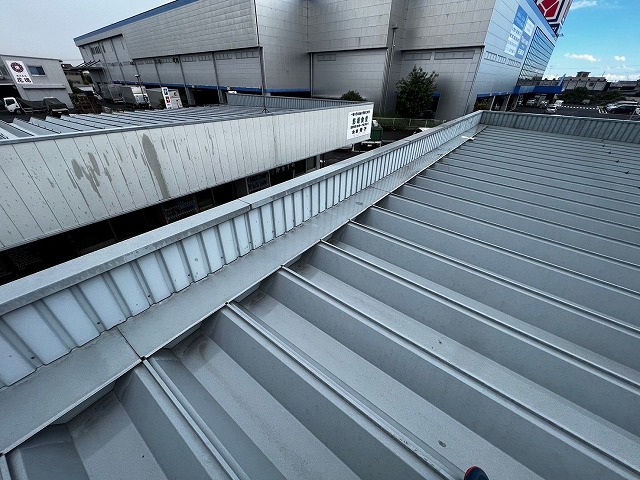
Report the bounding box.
[1,112,639,479]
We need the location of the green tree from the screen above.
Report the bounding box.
[560,87,590,104]
[341,90,366,101]
[595,90,625,103]
[395,66,438,118]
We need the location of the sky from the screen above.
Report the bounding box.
[0,0,171,63]
[1,0,638,82]
[546,0,640,81]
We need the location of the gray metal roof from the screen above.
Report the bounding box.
[0,105,293,141]
[1,114,639,479]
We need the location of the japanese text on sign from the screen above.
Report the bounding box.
[347,108,373,140]
[6,61,33,85]
[504,6,534,60]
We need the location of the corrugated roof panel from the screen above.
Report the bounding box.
[3,122,640,479]
[0,105,300,142]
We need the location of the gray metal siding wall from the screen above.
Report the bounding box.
[382,0,410,112]
[155,57,185,85]
[256,0,310,91]
[133,60,158,85]
[215,51,261,89]
[99,39,124,83]
[403,0,495,50]
[313,50,387,105]
[80,39,125,86]
[400,49,483,119]
[78,0,259,59]
[481,111,640,143]
[0,106,371,250]
[180,54,217,87]
[307,0,392,51]
[227,93,359,109]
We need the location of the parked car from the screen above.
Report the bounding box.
[545,105,558,114]
[606,104,639,114]
[605,100,638,112]
[525,99,536,107]
[1,96,69,115]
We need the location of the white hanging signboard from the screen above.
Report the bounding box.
[347,108,373,140]
[6,60,33,85]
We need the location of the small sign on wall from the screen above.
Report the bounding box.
[161,86,173,109]
[6,60,33,85]
[347,108,373,140]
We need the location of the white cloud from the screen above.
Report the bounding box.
[604,73,636,81]
[614,55,626,61]
[570,0,598,9]
[564,53,598,62]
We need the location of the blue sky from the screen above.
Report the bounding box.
[545,0,640,81]
[1,0,638,83]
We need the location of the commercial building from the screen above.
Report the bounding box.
[563,71,609,93]
[0,54,73,107]
[74,0,570,119]
[610,79,640,96]
[1,110,639,478]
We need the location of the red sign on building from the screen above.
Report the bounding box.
[536,0,573,33]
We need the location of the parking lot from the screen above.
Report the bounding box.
[513,104,640,120]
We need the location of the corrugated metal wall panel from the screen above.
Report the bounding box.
[227,93,358,109]
[0,105,378,250]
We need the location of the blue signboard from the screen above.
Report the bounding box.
[505,6,535,59]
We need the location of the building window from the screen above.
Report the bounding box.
[215,53,232,60]
[198,54,212,61]
[236,51,259,59]
[517,27,554,84]
[182,56,197,62]
[28,65,46,75]
[0,65,9,77]
[317,54,336,61]
[404,52,432,61]
[434,50,475,60]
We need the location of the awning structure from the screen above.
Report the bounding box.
[0,111,639,479]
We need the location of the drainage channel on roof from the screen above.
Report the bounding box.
[3,125,639,479]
